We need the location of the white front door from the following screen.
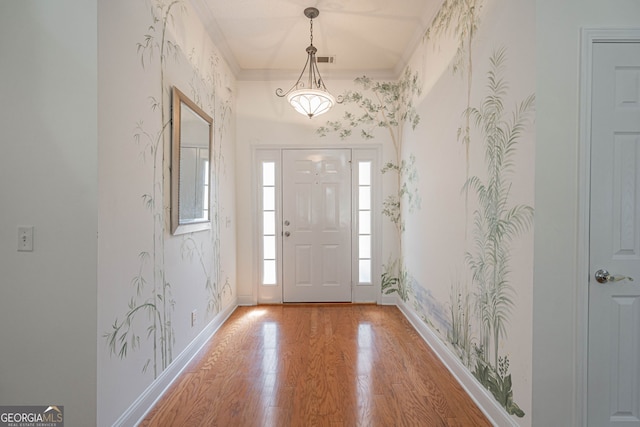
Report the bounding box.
[588,41,640,426]
[282,149,352,302]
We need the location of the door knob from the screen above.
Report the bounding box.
[284,220,290,226]
[595,269,634,284]
[284,231,290,237]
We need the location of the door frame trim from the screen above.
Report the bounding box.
[577,27,640,426]
[252,144,383,304]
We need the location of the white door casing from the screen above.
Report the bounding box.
[281,149,352,302]
[587,40,640,427]
[254,147,381,305]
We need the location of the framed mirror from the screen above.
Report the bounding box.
[171,86,213,235]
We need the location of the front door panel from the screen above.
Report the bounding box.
[282,149,352,302]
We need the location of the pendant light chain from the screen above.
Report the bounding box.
[308,15,317,89]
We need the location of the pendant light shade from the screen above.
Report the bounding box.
[276,7,338,118]
[287,88,336,118]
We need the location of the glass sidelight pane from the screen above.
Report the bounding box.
[263,260,276,285]
[263,187,275,211]
[358,160,372,284]
[263,162,275,186]
[359,211,371,234]
[358,162,371,185]
[263,211,275,235]
[264,236,276,260]
[359,235,371,259]
[359,187,371,210]
[262,160,277,286]
[359,260,371,284]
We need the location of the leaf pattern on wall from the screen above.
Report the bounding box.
[455,47,533,417]
[183,48,234,316]
[418,0,534,418]
[426,0,483,234]
[104,0,184,379]
[104,0,232,378]
[317,68,422,300]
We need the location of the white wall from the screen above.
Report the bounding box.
[533,1,640,425]
[400,0,536,423]
[0,1,98,426]
[97,1,237,425]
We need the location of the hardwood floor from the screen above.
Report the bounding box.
[140,304,491,426]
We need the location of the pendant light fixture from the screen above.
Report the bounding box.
[276,7,338,118]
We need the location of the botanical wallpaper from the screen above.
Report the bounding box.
[457,47,533,416]
[319,0,534,421]
[103,0,234,374]
[98,0,236,424]
[317,69,422,301]
[103,1,183,378]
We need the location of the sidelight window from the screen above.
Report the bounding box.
[358,161,372,284]
[262,161,277,285]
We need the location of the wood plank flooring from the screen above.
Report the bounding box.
[140,304,491,426]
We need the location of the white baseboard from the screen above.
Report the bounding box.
[113,296,514,426]
[380,294,397,305]
[396,299,515,427]
[237,294,256,306]
[112,299,238,427]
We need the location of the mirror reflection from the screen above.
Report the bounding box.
[171,87,213,235]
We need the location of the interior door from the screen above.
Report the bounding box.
[588,41,640,427]
[282,149,352,302]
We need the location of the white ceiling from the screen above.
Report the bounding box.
[190,0,440,80]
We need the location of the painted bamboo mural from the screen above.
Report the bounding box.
[426,0,483,222]
[183,51,233,317]
[104,0,184,378]
[208,79,233,315]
